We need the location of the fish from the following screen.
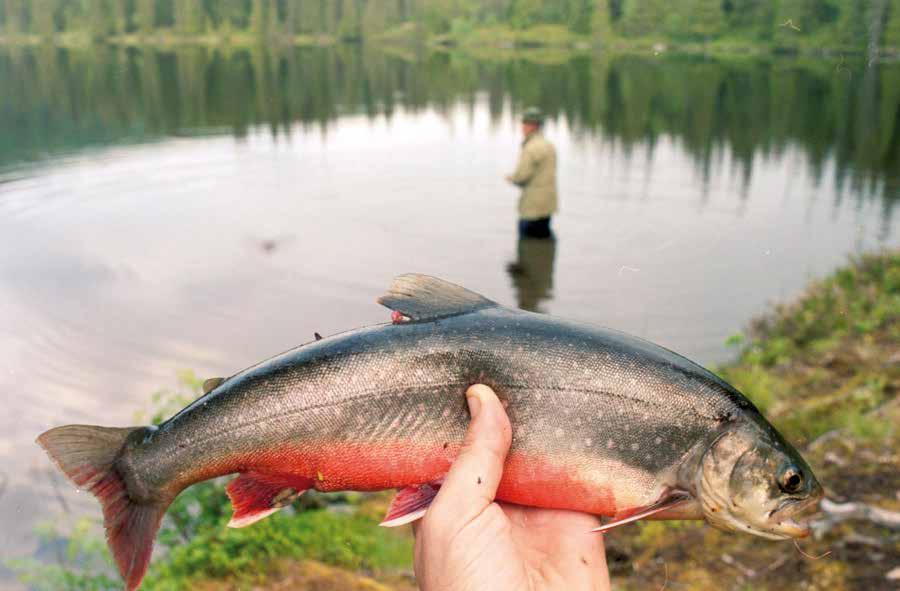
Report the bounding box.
[37,274,823,590]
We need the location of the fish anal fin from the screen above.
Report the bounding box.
[202,377,226,394]
[591,491,692,533]
[378,274,497,321]
[226,472,313,528]
[380,482,442,527]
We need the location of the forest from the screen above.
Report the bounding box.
[1,0,900,52]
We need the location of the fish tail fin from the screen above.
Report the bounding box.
[37,425,169,591]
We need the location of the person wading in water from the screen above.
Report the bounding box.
[505,107,558,239]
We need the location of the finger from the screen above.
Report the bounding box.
[428,384,512,525]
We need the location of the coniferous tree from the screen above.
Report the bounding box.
[773,0,826,45]
[618,0,666,36]
[724,0,775,40]
[3,0,26,35]
[337,0,361,39]
[32,0,57,36]
[567,0,594,34]
[676,0,725,39]
[175,0,204,34]
[135,0,155,35]
[592,0,613,39]
[835,0,871,47]
[250,0,267,34]
[363,0,388,35]
[885,0,900,47]
[86,0,114,39]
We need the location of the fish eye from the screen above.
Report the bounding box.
[779,467,803,493]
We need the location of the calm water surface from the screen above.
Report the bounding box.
[0,45,897,580]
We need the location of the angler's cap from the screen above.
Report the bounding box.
[521,107,545,124]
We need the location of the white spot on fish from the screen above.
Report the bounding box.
[654,436,662,445]
[607,439,616,449]
[631,443,639,451]
[585,438,593,447]
[597,411,604,420]
[417,403,425,413]
[441,408,451,418]
[536,393,543,401]
[555,428,564,438]
[624,424,631,432]
[575,418,582,426]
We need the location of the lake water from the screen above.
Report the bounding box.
[0,44,897,583]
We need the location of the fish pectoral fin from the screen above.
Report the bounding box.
[226,472,313,528]
[202,377,226,394]
[378,274,498,321]
[380,482,442,527]
[591,491,692,534]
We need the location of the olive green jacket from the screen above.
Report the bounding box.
[508,132,558,220]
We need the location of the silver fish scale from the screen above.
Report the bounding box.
[132,307,751,495]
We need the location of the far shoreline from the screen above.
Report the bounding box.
[1,27,899,62]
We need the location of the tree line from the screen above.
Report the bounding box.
[2,1,899,50]
[2,44,897,211]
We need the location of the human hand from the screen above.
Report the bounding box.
[413,384,610,591]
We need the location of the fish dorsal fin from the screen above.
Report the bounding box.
[378,274,497,321]
[202,377,226,394]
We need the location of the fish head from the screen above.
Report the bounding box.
[695,420,823,540]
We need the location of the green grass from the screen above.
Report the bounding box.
[716,250,899,446]
[144,492,411,589]
[730,251,899,368]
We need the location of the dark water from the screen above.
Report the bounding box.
[0,44,898,581]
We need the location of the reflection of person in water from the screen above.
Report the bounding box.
[505,107,558,239]
[506,236,556,312]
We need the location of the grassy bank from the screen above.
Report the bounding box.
[9,250,898,590]
[609,250,900,590]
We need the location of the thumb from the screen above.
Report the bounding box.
[428,384,512,525]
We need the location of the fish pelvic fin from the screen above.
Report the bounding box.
[36,424,170,591]
[591,491,693,534]
[378,274,498,321]
[380,482,442,527]
[226,472,314,528]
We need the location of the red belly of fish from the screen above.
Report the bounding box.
[214,440,618,517]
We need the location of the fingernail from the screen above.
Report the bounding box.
[467,393,481,419]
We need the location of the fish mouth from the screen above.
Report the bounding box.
[768,490,824,538]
